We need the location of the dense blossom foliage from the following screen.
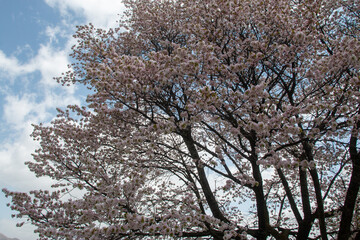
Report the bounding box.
[3,0,360,239]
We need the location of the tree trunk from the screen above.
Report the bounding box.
[338,126,360,240]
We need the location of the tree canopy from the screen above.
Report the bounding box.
[3,0,360,239]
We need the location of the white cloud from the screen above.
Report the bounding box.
[0,88,80,190]
[0,218,36,240]
[3,94,36,128]
[45,0,126,29]
[44,25,64,44]
[0,44,70,88]
[0,2,127,240]
[3,91,80,130]
[0,0,120,206]
[0,92,77,192]
[0,91,77,240]
[0,32,80,213]
[0,136,45,191]
[31,44,69,87]
[0,51,34,81]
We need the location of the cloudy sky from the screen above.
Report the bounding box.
[0,1,126,239]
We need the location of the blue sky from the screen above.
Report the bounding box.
[0,1,125,239]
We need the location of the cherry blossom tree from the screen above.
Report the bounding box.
[3,0,360,239]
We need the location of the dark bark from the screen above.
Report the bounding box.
[297,167,313,240]
[277,168,302,223]
[302,139,328,240]
[309,168,328,240]
[252,162,270,240]
[180,128,228,224]
[338,128,360,240]
[249,130,272,240]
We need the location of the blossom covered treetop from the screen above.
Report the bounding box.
[3,0,360,239]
